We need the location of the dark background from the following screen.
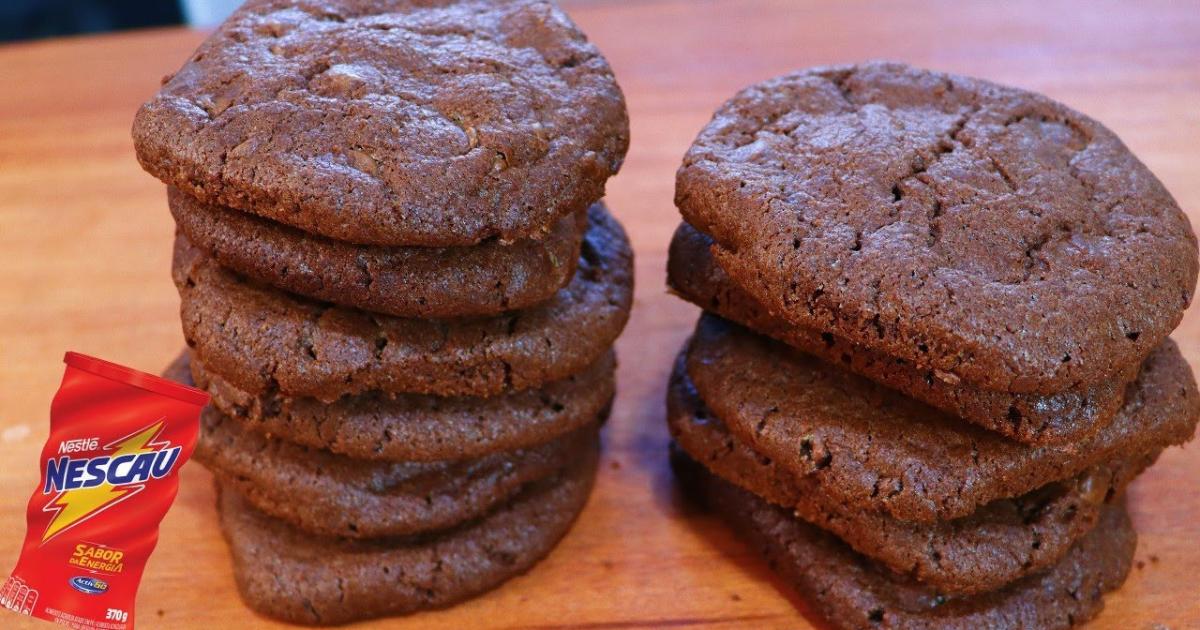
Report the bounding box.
[2,0,193,42]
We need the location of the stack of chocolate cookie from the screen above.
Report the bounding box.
[667,62,1199,628]
[133,0,630,624]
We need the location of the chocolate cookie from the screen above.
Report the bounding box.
[677,458,1134,630]
[668,353,1155,595]
[218,442,598,625]
[668,222,1134,445]
[198,402,600,538]
[133,0,629,247]
[172,349,613,462]
[171,186,588,318]
[686,314,1198,523]
[175,203,633,401]
[676,61,1197,395]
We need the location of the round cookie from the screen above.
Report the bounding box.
[133,0,629,247]
[685,313,1198,523]
[165,350,613,462]
[668,349,1156,595]
[217,443,598,625]
[175,203,633,401]
[679,460,1135,630]
[676,61,1198,394]
[170,186,588,318]
[197,403,600,538]
[667,222,1135,445]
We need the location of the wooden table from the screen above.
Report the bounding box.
[1,1,1198,627]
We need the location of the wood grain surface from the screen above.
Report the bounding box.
[1,1,1198,628]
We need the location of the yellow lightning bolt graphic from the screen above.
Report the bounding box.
[41,421,166,543]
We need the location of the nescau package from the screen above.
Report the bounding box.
[2,352,207,629]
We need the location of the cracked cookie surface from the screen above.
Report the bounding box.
[685,314,1198,523]
[197,402,599,539]
[667,222,1134,445]
[169,349,613,462]
[677,458,1135,630]
[668,352,1156,595]
[217,439,597,625]
[174,203,633,401]
[134,0,629,246]
[676,61,1197,394]
[170,187,588,318]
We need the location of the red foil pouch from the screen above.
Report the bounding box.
[2,352,207,629]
